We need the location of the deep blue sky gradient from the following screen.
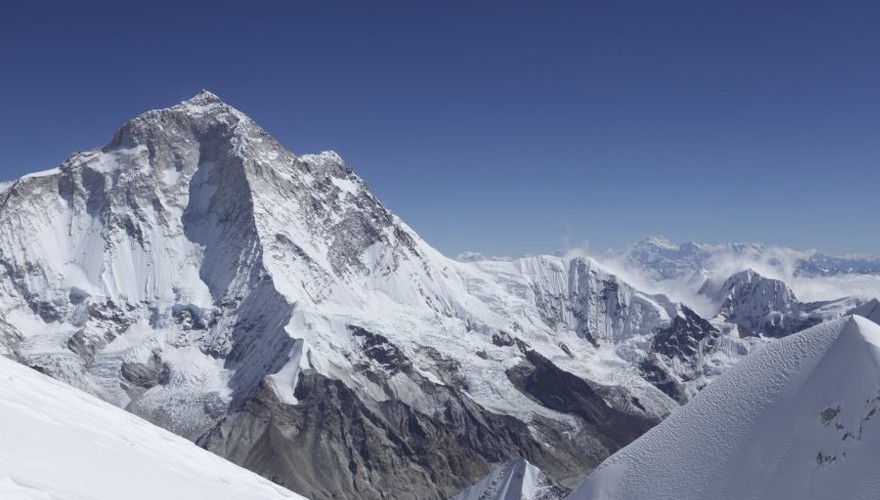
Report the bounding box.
[1,1,879,256]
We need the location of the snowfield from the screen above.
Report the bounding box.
[0,355,305,500]
[452,458,568,500]
[570,315,880,500]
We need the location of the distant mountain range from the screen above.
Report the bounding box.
[618,235,880,280]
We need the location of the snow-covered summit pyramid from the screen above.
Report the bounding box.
[701,268,803,335]
[570,315,880,500]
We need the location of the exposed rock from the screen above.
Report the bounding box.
[120,350,167,388]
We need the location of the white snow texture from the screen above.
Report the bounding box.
[570,315,880,500]
[0,354,304,500]
[452,458,555,500]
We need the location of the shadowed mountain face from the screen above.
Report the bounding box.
[0,92,779,498]
[199,336,659,499]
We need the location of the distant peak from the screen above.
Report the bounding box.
[639,235,677,249]
[717,268,799,305]
[730,268,762,280]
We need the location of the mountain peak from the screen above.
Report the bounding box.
[189,89,224,104]
[727,267,762,282]
[172,89,241,117]
[639,235,677,249]
[704,268,804,337]
[104,90,251,152]
[175,89,236,111]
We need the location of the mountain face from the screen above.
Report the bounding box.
[700,269,865,338]
[0,353,304,500]
[569,316,880,500]
[623,236,718,280]
[0,91,718,498]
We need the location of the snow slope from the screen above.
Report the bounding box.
[452,459,567,500]
[0,356,304,500]
[569,315,880,500]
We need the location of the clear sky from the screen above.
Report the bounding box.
[1,1,878,257]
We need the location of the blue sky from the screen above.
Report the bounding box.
[1,1,878,257]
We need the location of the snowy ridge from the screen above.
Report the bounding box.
[452,458,567,500]
[570,315,880,500]
[0,354,304,500]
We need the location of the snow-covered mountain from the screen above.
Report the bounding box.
[699,268,864,337]
[3,91,876,499]
[452,458,568,500]
[0,353,304,500]
[619,236,880,280]
[0,91,720,498]
[569,315,880,500]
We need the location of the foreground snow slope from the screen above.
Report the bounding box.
[0,356,304,500]
[570,315,880,500]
